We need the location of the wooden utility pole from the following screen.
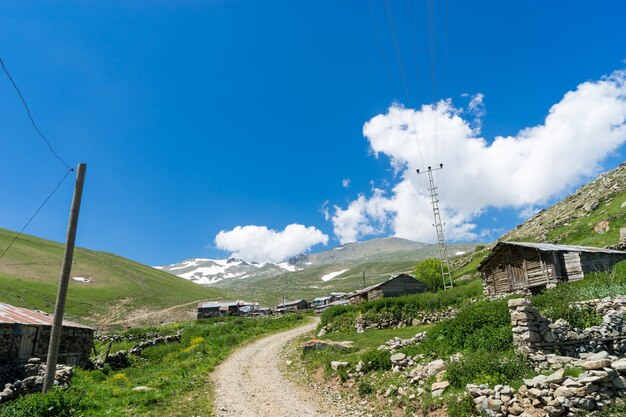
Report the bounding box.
[43,163,87,392]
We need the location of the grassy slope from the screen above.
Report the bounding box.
[545,189,626,247]
[0,228,223,325]
[214,243,478,306]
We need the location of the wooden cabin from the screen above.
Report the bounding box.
[196,301,258,318]
[478,242,626,297]
[350,274,429,305]
[275,299,309,312]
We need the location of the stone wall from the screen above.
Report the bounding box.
[1,323,93,385]
[354,307,457,333]
[508,297,626,358]
[468,355,626,416]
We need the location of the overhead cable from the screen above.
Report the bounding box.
[0,57,73,171]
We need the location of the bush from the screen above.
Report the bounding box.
[418,299,512,356]
[357,381,373,396]
[320,305,354,328]
[360,349,392,372]
[446,350,532,388]
[414,258,449,291]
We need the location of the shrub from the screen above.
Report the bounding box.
[414,258,449,291]
[360,349,392,372]
[419,299,512,356]
[446,350,532,388]
[320,305,354,328]
[357,381,373,396]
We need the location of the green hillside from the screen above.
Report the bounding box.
[0,228,223,327]
[214,243,478,306]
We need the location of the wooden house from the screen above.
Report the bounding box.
[196,301,258,318]
[478,242,626,297]
[350,274,429,305]
[0,303,94,384]
[275,299,309,312]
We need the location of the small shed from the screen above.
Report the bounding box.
[275,299,309,312]
[0,303,93,384]
[350,274,429,305]
[478,242,626,297]
[196,300,258,318]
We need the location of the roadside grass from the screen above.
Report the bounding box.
[0,314,306,417]
[301,325,429,377]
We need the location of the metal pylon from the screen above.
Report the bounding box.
[417,164,453,290]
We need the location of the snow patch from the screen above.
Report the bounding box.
[321,269,350,282]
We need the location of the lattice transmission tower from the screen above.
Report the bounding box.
[416,164,453,290]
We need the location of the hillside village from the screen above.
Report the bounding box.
[0,163,624,416]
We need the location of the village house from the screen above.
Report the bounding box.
[478,241,626,297]
[196,300,258,318]
[311,295,333,310]
[350,273,429,305]
[314,299,350,314]
[0,302,94,384]
[275,299,309,312]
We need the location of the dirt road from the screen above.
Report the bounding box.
[213,317,347,417]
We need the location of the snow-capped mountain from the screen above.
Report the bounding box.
[155,237,431,286]
[154,257,301,285]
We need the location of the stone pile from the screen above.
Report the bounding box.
[377,332,427,353]
[0,358,73,405]
[467,354,626,416]
[508,298,626,358]
[354,308,456,333]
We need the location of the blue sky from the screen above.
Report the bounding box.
[0,1,625,265]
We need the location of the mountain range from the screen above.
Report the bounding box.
[156,237,435,286]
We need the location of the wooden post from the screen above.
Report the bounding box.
[43,163,87,392]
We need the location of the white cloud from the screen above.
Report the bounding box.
[331,70,626,244]
[342,178,351,188]
[215,224,329,262]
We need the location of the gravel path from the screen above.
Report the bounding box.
[213,317,345,417]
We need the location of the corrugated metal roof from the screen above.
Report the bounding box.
[353,274,413,295]
[197,300,256,309]
[0,303,92,329]
[478,241,626,270]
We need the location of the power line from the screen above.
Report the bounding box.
[0,57,73,171]
[382,0,426,168]
[0,168,73,262]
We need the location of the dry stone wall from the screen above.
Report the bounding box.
[508,297,626,359]
[354,307,456,333]
[468,354,626,416]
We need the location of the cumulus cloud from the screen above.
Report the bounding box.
[342,178,351,188]
[215,224,329,262]
[331,70,626,244]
